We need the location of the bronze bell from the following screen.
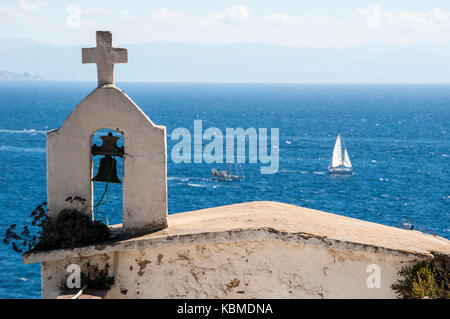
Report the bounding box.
[92,155,121,184]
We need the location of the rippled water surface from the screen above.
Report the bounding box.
[0,82,449,298]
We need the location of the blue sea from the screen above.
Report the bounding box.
[0,82,449,298]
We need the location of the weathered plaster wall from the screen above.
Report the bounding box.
[46,85,167,234]
[41,239,420,299]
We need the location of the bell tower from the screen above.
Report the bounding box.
[46,31,168,235]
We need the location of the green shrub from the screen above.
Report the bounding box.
[392,255,450,299]
[4,197,110,253]
[35,208,110,251]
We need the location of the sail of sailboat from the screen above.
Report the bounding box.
[328,133,353,175]
[331,134,343,167]
[343,148,352,168]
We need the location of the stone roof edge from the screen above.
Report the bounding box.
[23,227,439,264]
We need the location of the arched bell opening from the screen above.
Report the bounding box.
[91,128,124,226]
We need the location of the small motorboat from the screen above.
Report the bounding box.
[212,164,244,181]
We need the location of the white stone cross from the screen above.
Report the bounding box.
[82,31,128,86]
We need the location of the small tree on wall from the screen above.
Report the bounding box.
[4,197,110,253]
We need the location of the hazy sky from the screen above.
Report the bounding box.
[2,0,450,48]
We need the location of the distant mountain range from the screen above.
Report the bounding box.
[0,70,44,81]
[1,38,450,83]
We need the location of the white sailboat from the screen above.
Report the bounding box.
[328,133,353,175]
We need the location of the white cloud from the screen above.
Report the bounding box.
[212,5,250,23]
[357,4,392,29]
[151,8,187,24]
[82,7,111,16]
[19,0,46,11]
[0,6,16,14]
[400,11,428,30]
[431,8,449,22]
[0,3,41,23]
[151,5,249,26]
[263,13,303,26]
[305,14,334,24]
[16,12,40,23]
[7,2,450,48]
[400,8,450,33]
[224,4,249,21]
[0,3,41,25]
[121,10,135,21]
